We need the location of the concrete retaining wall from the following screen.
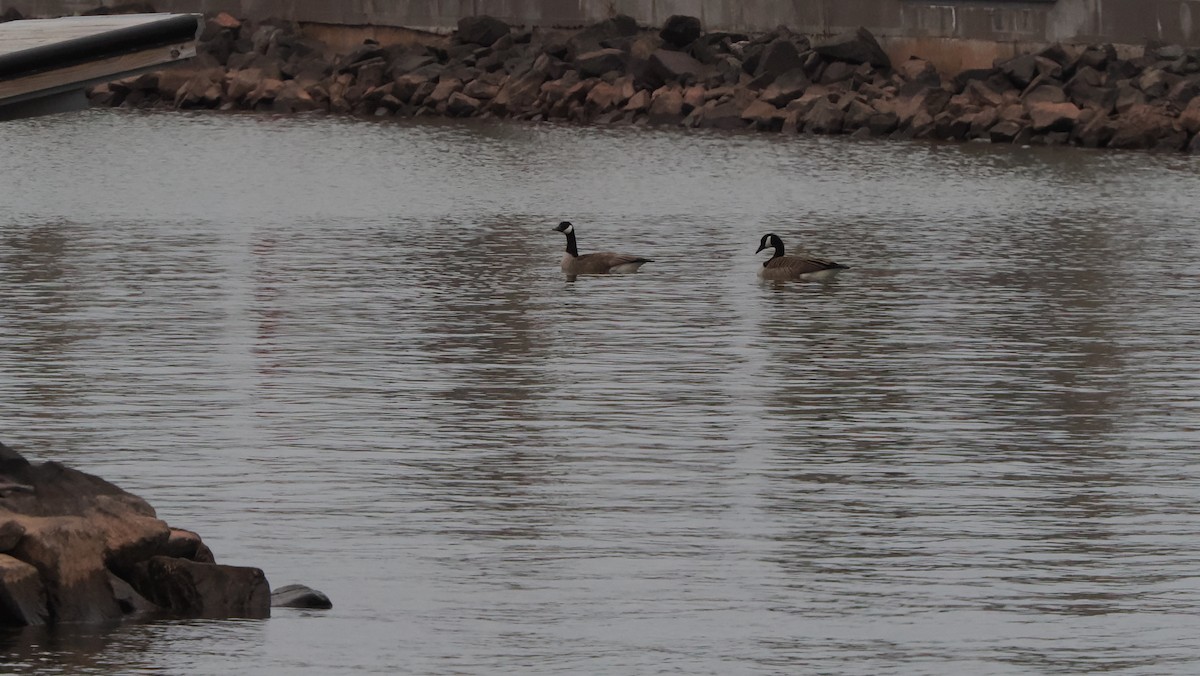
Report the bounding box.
[4,0,1197,72]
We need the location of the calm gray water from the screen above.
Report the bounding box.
[2,109,1200,675]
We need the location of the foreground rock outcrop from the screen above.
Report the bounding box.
[0,441,319,626]
[88,12,1200,152]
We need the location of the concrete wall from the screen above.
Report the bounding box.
[4,0,1198,71]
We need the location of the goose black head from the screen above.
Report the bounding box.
[554,221,574,234]
[756,233,784,255]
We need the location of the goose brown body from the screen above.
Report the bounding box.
[554,221,652,275]
[756,233,848,281]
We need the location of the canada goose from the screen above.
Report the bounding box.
[756,233,849,281]
[553,221,652,275]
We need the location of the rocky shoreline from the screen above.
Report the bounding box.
[86,12,1200,152]
[0,441,328,627]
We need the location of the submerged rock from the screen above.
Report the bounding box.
[272,584,333,609]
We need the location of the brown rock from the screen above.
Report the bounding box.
[246,78,284,107]
[1109,104,1178,149]
[1179,97,1200,135]
[989,119,1025,143]
[128,556,269,619]
[999,54,1039,89]
[660,14,703,49]
[1115,83,1147,114]
[394,73,431,103]
[586,82,624,112]
[427,78,463,106]
[842,98,876,131]
[890,87,952,127]
[352,58,388,89]
[0,554,47,625]
[814,26,891,69]
[1027,101,1081,132]
[804,98,845,134]
[648,86,685,123]
[784,91,830,119]
[997,103,1026,123]
[155,69,194,101]
[865,110,899,135]
[0,520,24,552]
[226,68,263,103]
[1167,77,1200,107]
[563,79,594,105]
[1022,83,1066,107]
[576,48,626,78]
[491,67,549,115]
[446,92,482,117]
[696,100,748,129]
[965,79,1005,108]
[614,76,636,101]
[1135,68,1177,99]
[457,15,511,47]
[753,38,806,85]
[1033,55,1062,81]
[1066,74,1118,113]
[646,49,707,88]
[540,72,582,105]
[682,85,706,112]
[163,529,214,564]
[969,107,998,138]
[741,100,784,129]
[213,12,240,30]
[759,68,810,106]
[898,58,936,83]
[463,78,501,100]
[624,89,651,112]
[820,61,858,85]
[273,80,319,113]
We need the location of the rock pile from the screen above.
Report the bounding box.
[89,12,1200,152]
[0,441,327,626]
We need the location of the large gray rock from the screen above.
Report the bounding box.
[1066,80,1117,113]
[456,15,510,47]
[804,97,845,134]
[490,54,554,114]
[759,68,810,106]
[1078,44,1117,72]
[814,27,890,69]
[568,14,639,56]
[576,48,626,78]
[999,54,1040,89]
[645,49,707,88]
[660,15,702,50]
[753,39,805,84]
